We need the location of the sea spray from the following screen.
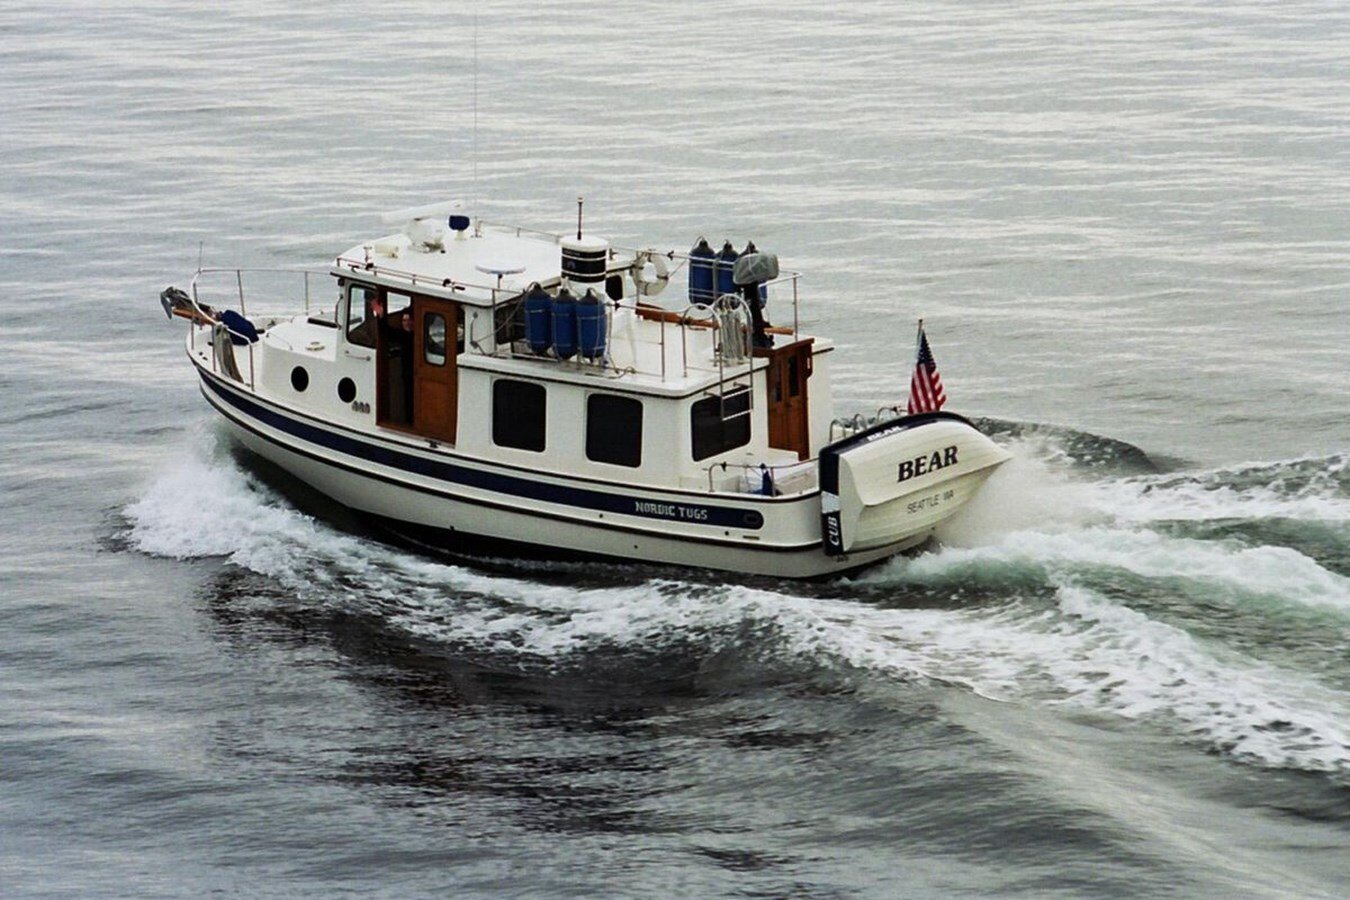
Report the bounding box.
[125,431,1350,778]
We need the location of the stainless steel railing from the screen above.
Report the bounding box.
[186,266,329,389]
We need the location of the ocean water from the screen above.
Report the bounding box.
[2,1,1348,897]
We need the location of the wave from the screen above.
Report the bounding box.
[936,438,1350,579]
[1104,455,1350,526]
[123,429,1350,779]
[868,580,1350,776]
[971,417,1161,475]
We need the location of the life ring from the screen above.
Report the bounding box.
[630,249,670,298]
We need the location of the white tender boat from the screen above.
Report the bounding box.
[160,201,1010,578]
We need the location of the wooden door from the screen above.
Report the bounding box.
[375,289,414,431]
[762,338,813,460]
[412,298,459,444]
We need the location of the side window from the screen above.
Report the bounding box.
[691,388,751,461]
[493,379,546,451]
[386,291,412,322]
[345,285,377,347]
[586,394,642,467]
[424,313,447,366]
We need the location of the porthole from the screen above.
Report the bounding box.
[337,377,356,403]
[291,366,309,392]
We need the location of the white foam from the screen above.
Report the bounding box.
[125,440,312,560]
[937,441,1113,545]
[124,435,1350,775]
[942,443,1349,552]
[920,442,1350,613]
[1045,584,1350,773]
[900,526,1350,613]
[122,444,793,661]
[840,444,1350,772]
[771,584,1350,776]
[1093,459,1350,527]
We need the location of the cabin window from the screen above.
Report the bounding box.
[691,388,751,461]
[493,379,546,452]
[345,284,378,347]
[586,394,643,468]
[424,313,447,366]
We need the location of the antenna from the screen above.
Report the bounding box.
[576,195,584,239]
[472,10,478,211]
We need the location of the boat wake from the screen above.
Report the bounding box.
[123,427,1350,780]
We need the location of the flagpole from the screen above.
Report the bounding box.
[907,318,923,418]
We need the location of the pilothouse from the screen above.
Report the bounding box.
[160,200,1011,578]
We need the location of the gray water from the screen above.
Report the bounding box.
[2,1,1348,897]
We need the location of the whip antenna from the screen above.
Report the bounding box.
[472,10,478,210]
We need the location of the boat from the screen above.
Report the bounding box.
[159,200,1011,578]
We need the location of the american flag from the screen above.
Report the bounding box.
[907,322,947,414]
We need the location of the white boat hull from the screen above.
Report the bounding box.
[197,364,1005,579]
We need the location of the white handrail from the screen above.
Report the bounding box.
[187,266,329,390]
[354,220,805,339]
[704,458,819,495]
[190,266,330,320]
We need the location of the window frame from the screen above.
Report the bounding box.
[690,388,751,461]
[344,283,378,347]
[492,378,547,452]
[585,393,643,468]
[424,311,447,366]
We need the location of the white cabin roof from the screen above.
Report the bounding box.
[329,216,825,397]
[332,222,613,307]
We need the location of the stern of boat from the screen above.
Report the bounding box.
[819,412,1010,557]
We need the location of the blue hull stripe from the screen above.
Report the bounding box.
[200,371,766,531]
